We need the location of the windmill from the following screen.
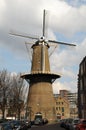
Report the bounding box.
[10,9,76,122]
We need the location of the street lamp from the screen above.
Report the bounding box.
[28,107,32,121]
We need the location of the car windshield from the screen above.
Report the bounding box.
[74,119,80,124]
[35,114,42,120]
[82,120,86,124]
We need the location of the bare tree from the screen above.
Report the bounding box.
[0,70,27,119]
[0,69,11,119]
[8,73,25,120]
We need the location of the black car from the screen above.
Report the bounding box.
[0,122,13,130]
[60,119,67,128]
[9,120,22,129]
[22,120,31,128]
[43,118,48,124]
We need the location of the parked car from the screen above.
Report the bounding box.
[0,119,8,124]
[34,118,44,125]
[18,123,29,130]
[0,122,13,130]
[34,112,44,125]
[65,118,73,129]
[69,118,80,130]
[43,118,48,124]
[22,119,31,128]
[60,118,68,128]
[9,120,22,129]
[76,119,86,130]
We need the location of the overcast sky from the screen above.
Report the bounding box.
[0,0,86,94]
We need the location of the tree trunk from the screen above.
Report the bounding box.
[18,109,20,120]
[2,108,5,119]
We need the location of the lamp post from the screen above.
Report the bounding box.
[25,106,32,121]
[28,107,31,121]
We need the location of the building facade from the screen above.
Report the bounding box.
[59,90,78,118]
[60,90,69,99]
[54,96,70,119]
[78,56,86,118]
[67,92,78,118]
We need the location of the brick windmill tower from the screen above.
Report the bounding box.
[10,10,76,121]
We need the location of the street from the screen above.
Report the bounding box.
[30,123,65,130]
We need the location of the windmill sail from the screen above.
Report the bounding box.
[48,40,76,46]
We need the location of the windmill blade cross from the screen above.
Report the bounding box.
[9,9,76,47]
[48,40,76,46]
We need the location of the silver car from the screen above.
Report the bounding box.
[34,118,43,125]
[69,118,80,130]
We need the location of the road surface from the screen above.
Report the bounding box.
[30,123,65,130]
